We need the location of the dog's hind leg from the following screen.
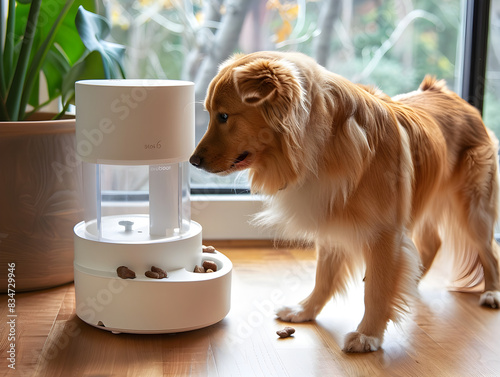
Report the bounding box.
[343,231,420,353]
[276,243,354,323]
[452,145,500,308]
[413,219,442,278]
[458,208,500,308]
[479,240,500,308]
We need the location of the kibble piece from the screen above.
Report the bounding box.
[151,266,167,278]
[193,265,205,273]
[283,327,295,335]
[202,260,218,272]
[202,245,216,253]
[276,330,290,338]
[117,266,136,279]
[276,326,295,338]
[206,269,214,273]
[145,270,160,279]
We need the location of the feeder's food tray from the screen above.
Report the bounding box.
[74,221,232,334]
[83,214,191,243]
[76,253,229,282]
[74,250,232,334]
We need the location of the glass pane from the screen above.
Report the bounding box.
[109,0,463,191]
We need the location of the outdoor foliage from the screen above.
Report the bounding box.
[105,0,500,187]
[0,0,126,121]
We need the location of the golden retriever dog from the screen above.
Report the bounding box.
[189,51,500,352]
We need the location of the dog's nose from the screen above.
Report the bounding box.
[189,154,203,167]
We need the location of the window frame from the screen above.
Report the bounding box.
[459,0,490,113]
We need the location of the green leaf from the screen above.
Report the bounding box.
[6,0,42,120]
[43,47,73,100]
[27,71,40,108]
[1,0,17,96]
[61,50,105,105]
[53,1,97,64]
[8,0,97,120]
[14,1,97,62]
[74,6,126,79]
[1,0,124,121]
[20,0,75,115]
[59,6,126,109]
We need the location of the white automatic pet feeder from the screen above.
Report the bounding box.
[73,79,232,334]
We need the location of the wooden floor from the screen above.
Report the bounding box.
[2,241,500,377]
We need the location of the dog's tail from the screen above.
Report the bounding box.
[439,218,498,293]
[419,75,448,92]
[441,217,486,292]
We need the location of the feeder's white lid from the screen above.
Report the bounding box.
[75,79,194,165]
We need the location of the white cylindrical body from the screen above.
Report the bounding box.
[75,80,194,165]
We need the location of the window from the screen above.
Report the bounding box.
[484,0,500,136]
[484,0,500,236]
[106,0,496,239]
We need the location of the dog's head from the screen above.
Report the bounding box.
[189,52,311,194]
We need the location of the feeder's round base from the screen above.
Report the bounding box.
[74,221,232,334]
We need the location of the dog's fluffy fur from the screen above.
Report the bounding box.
[190,51,500,352]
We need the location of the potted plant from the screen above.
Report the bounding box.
[0,0,125,292]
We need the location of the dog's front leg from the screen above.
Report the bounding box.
[276,243,350,322]
[343,231,420,353]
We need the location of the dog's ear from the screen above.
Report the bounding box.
[232,58,303,106]
[219,53,245,72]
[232,57,309,187]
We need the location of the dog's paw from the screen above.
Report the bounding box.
[343,332,381,353]
[479,291,500,309]
[276,305,315,323]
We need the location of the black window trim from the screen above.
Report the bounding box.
[460,0,490,115]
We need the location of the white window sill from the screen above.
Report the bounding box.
[191,195,273,240]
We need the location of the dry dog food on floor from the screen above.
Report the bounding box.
[117,266,136,279]
[202,245,216,253]
[202,260,218,272]
[151,266,167,278]
[276,327,295,338]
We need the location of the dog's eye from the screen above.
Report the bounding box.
[217,113,228,123]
